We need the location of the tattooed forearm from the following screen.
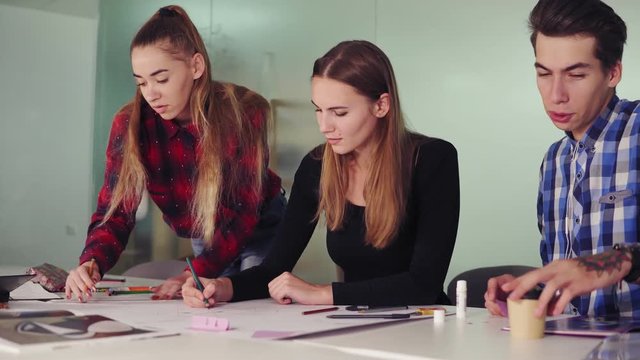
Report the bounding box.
[575,249,631,277]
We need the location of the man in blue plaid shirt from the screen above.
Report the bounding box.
[486,0,640,318]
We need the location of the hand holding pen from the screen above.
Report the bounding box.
[65,258,101,303]
[181,269,234,308]
[186,257,209,307]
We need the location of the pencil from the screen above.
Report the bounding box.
[302,306,339,315]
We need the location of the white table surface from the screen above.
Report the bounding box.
[298,307,603,360]
[1,268,604,359]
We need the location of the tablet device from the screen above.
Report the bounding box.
[0,275,35,302]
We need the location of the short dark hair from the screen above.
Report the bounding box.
[528,0,627,70]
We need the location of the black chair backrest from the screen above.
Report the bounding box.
[446,265,537,308]
[122,260,187,280]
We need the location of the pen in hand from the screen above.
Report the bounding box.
[186,257,209,307]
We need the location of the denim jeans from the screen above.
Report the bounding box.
[191,190,286,277]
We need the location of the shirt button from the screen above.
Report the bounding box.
[576,172,582,179]
[578,143,584,149]
[575,218,580,224]
[609,195,616,201]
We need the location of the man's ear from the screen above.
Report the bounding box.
[191,53,205,80]
[374,93,390,118]
[607,61,622,88]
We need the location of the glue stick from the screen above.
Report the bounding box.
[456,280,467,320]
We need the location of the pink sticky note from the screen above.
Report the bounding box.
[191,316,230,331]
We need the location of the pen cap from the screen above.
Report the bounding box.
[456,280,467,292]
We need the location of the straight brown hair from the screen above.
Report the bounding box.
[312,40,420,249]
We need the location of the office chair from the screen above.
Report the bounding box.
[446,265,537,308]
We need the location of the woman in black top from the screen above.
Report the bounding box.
[182,40,459,306]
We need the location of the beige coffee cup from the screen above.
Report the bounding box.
[507,298,545,339]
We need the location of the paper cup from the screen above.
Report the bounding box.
[507,299,545,339]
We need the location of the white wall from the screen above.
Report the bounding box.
[201,1,545,286]
[378,0,550,282]
[195,0,640,286]
[2,0,639,291]
[376,0,640,285]
[0,2,98,269]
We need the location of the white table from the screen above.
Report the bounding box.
[299,307,602,360]
[1,269,604,359]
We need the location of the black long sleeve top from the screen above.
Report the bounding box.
[229,137,460,305]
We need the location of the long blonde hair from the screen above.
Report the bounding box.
[313,40,418,249]
[103,5,268,244]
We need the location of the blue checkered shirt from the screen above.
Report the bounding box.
[538,96,640,318]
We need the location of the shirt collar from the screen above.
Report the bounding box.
[565,95,620,148]
[145,106,198,139]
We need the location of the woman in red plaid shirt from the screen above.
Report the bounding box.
[65,5,284,302]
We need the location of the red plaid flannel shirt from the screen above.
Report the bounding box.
[80,93,281,277]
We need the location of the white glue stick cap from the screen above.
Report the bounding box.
[456,280,467,292]
[433,309,445,324]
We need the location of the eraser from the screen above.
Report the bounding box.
[191,316,230,331]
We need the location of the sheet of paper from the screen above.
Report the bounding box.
[173,300,429,339]
[7,298,435,340]
[11,281,61,300]
[0,312,178,354]
[8,298,193,333]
